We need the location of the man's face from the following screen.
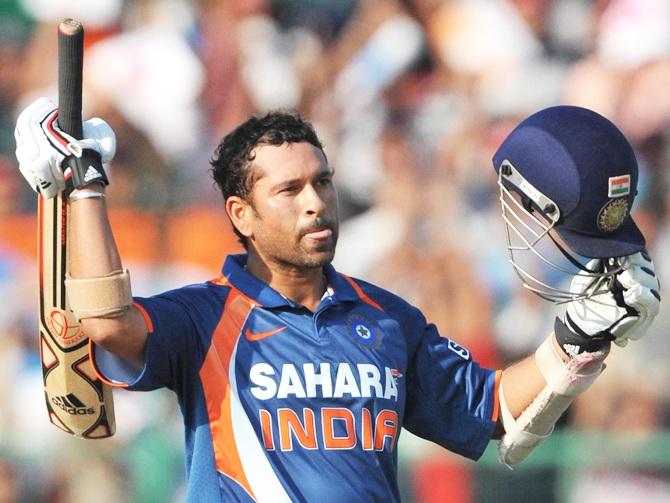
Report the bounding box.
[243,142,339,270]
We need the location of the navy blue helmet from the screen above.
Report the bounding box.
[492,105,645,302]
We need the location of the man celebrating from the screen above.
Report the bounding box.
[15,99,660,502]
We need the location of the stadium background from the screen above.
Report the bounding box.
[0,0,669,501]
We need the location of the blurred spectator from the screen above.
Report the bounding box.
[0,460,18,503]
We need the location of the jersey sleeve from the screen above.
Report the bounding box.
[402,308,499,460]
[91,284,224,392]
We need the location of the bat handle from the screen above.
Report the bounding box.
[58,19,84,139]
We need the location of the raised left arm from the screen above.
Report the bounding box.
[496,251,660,466]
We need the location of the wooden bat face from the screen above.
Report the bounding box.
[38,191,115,438]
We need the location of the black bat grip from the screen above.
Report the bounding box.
[57,19,84,140]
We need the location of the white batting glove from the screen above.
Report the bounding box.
[14,97,116,198]
[556,250,661,356]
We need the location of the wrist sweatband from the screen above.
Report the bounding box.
[63,148,109,191]
[554,316,613,357]
[536,334,607,396]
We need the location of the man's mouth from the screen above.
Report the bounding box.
[303,228,333,240]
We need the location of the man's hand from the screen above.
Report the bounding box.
[556,250,661,356]
[14,97,116,198]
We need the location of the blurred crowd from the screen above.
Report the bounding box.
[0,0,669,501]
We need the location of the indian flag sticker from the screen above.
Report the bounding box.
[608,175,631,197]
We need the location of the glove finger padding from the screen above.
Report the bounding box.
[15,98,68,154]
[612,282,660,344]
[614,253,660,344]
[15,98,67,198]
[618,249,657,271]
[561,250,661,352]
[566,259,625,331]
[14,97,117,198]
[25,154,65,198]
[618,261,660,295]
[82,118,116,163]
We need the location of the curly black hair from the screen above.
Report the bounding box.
[210,110,326,247]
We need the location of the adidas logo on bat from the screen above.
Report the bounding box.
[51,393,95,415]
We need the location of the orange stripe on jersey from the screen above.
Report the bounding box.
[340,275,384,312]
[491,370,502,423]
[199,289,257,499]
[133,302,154,333]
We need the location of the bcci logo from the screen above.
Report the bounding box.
[597,198,629,233]
[346,314,382,348]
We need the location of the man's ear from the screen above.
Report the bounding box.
[226,196,253,239]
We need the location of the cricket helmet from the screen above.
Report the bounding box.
[492,105,645,302]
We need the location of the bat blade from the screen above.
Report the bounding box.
[37,19,116,438]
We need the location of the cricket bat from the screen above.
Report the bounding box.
[37,19,115,438]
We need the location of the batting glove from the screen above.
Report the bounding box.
[14,97,116,198]
[555,250,661,356]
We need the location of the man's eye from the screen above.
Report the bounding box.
[317,177,332,187]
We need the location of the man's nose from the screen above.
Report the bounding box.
[302,184,327,215]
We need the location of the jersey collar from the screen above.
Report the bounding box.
[220,254,360,308]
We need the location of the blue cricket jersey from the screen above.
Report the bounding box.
[92,254,499,502]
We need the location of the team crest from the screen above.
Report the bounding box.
[346,314,382,348]
[597,198,629,232]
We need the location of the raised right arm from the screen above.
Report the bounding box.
[14,97,148,367]
[68,183,148,367]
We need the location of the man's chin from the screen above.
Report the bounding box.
[305,251,335,268]
[300,245,336,268]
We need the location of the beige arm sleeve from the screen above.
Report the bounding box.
[65,269,132,319]
[497,335,607,467]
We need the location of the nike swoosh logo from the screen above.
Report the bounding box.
[245,325,287,341]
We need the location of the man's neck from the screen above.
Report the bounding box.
[245,253,327,312]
